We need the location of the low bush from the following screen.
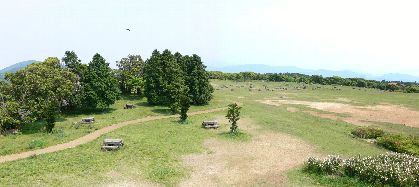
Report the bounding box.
[304,153,419,187]
[28,140,47,149]
[376,134,419,156]
[351,127,384,139]
[305,155,343,175]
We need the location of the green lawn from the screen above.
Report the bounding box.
[0,96,226,156]
[1,80,418,186]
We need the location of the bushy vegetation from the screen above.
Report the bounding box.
[351,127,418,155]
[209,71,419,93]
[304,153,419,187]
[351,127,384,139]
[377,134,419,156]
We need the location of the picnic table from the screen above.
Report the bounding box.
[101,139,124,151]
[81,117,95,124]
[124,104,135,109]
[202,121,220,129]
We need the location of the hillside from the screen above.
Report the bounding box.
[0,60,37,79]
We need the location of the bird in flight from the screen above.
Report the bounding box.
[126,29,131,31]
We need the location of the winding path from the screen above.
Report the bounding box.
[0,108,225,164]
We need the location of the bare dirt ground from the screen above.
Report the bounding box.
[180,118,316,187]
[260,99,419,128]
[0,108,226,164]
[286,107,299,113]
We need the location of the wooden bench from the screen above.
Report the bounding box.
[101,139,124,151]
[202,121,219,129]
[124,104,135,109]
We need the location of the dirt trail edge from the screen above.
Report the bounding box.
[0,108,226,164]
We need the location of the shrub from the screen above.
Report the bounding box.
[351,127,384,139]
[376,134,419,156]
[304,153,419,187]
[305,155,343,175]
[226,103,241,134]
[28,140,47,149]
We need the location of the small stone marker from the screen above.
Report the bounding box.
[202,121,219,129]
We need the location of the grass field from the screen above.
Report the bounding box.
[0,80,418,186]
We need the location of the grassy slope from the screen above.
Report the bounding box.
[0,80,418,186]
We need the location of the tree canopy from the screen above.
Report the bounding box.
[4,57,77,132]
[81,53,120,109]
[116,54,145,95]
[143,49,213,114]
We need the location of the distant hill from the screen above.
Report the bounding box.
[207,64,419,82]
[0,60,37,80]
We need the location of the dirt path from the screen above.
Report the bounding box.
[180,118,316,186]
[0,108,225,164]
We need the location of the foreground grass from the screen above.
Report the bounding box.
[0,112,225,186]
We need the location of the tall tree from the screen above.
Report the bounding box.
[144,49,187,113]
[116,54,145,95]
[182,54,214,105]
[5,57,77,132]
[82,53,120,109]
[62,51,87,110]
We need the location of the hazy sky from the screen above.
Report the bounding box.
[1,0,419,75]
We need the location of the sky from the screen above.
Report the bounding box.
[0,0,419,76]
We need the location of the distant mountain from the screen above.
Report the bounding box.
[0,60,37,80]
[207,64,419,82]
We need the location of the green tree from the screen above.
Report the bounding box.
[226,103,242,134]
[144,49,187,113]
[82,53,120,110]
[62,51,85,75]
[62,51,87,110]
[5,57,77,132]
[181,54,213,105]
[0,81,21,131]
[116,54,144,95]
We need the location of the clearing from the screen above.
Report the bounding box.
[261,99,419,128]
[181,118,316,186]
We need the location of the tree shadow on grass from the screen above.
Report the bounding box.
[120,94,145,101]
[152,108,173,115]
[20,120,46,134]
[61,108,117,118]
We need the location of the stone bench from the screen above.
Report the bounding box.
[102,138,124,151]
[202,121,219,129]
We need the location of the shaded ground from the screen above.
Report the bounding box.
[261,99,419,128]
[0,108,226,164]
[180,118,316,187]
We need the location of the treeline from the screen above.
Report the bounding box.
[0,49,213,132]
[209,71,419,93]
